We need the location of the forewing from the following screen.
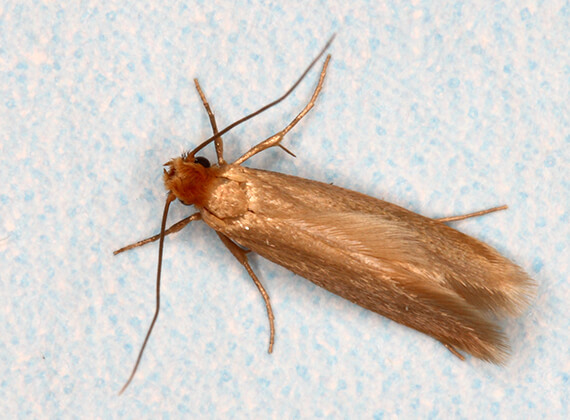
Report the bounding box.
[208,166,535,361]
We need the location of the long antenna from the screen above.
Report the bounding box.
[118,36,336,394]
[119,193,175,395]
[188,34,336,157]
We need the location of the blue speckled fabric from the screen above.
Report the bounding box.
[1,1,568,418]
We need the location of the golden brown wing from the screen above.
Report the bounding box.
[204,166,535,362]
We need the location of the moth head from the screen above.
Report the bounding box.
[163,154,214,207]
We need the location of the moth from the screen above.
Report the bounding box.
[116,37,535,393]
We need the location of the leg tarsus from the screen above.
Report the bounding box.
[217,233,275,353]
[194,78,225,165]
[114,213,201,255]
[436,205,508,223]
[444,343,466,361]
[233,55,331,166]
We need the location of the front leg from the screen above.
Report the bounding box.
[194,78,225,165]
[114,213,201,255]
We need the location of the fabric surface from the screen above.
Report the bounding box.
[1,1,568,418]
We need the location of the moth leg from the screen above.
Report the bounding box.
[216,233,275,353]
[194,78,225,165]
[436,205,508,223]
[444,343,466,361]
[114,213,201,255]
[233,55,331,166]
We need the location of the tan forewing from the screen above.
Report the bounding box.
[203,166,534,362]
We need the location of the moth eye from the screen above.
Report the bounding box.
[194,156,210,168]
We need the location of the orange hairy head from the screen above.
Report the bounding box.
[163,156,216,207]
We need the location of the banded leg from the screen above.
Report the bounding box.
[233,55,331,166]
[217,233,275,353]
[114,213,201,255]
[436,205,508,223]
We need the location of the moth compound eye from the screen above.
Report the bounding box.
[194,156,210,168]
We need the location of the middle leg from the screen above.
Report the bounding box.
[217,233,275,353]
[233,55,331,166]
